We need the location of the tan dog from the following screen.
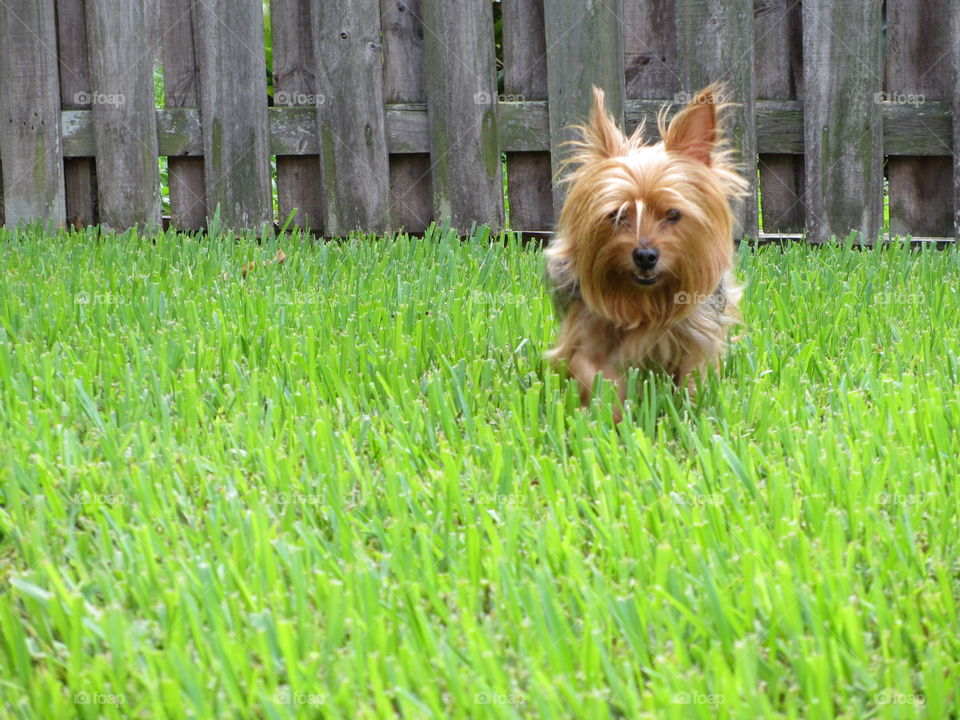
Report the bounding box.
[545,85,748,414]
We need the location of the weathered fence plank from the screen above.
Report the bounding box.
[503,0,552,233]
[422,0,503,231]
[886,0,952,238]
[544,0,625,214]
[56,0,97,228]
[676,0,758,238]
[195,0,273,233]
[802,1,883,243]
[623,0,678,100]
[60,102,956,161]
[84,0,160,231]
[755,0,803,233]
[311,0,391,236]
[955,4,960,240]
[0,0,65,228]
[382,0,432,234]
[272,0,323,233]
[159,0,205,231]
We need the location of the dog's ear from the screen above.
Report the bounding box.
[664,86,719,166]
[582,87,625,159]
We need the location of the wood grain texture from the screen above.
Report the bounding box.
[955,3,960,239]
[195,0,273,233]
[802,1,883,243]
[544,0,625,213]
[503,0,553,233]
[85,0,160,231]
[623,0,679,100]
[422,0,503,231]
[0,0,66,228]
[311,0,391,236]
[381,0,432,234]
[676,0,758,237]
[272,0,323,233]
[754,0,803,233]
[886,0,952,237]
[56,0,97,227]
[60,101,956,160]
[159,0,205,231]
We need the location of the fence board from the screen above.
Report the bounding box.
[311,0,390,236]
[56,0,97,228]
[195,0,273,233]
[421,0,503,232]
[755,0,803,233]
[272,0,323,233]
[886,0,952,238]
[955,5,960,240]
[544,0,625,214]
[676,0,758,238]
[623,0,679,100]
[802,1,883,244]
[59,102,957,161]
[84,0,159,231]
[503,0,552,233]
[159,0,205,231]
[0,0,66,228]
[382,0,432,234]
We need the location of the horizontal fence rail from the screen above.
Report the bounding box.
[56,101,955,158]
[0,0,958,242]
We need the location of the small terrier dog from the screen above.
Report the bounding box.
[545,85,747,413]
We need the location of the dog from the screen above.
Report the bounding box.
[545,85,748,416]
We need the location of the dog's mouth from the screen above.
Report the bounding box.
[632,272,660,286]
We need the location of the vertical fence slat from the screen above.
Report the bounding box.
[422,0,503,231]
[503,0,552,234]
[0,0,66,228]
[544,0,625,215]
[56,0,97,228]
[676,0,758,238]
[381,0,432,234]
[311,0,390,236]
[85,0,159,231]
[755,0,803,234]
[272,0,323,233]
[955,4,960,240]
[195,0,273,233]
[886,0,953,238]
[160,0,206,231]
[802,2,883,244]
[623,0,679,101]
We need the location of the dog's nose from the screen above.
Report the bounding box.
[632,247,659,270]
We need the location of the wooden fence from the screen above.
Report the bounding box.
[0,0,958,242]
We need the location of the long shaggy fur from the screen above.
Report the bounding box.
[545,85,748,408]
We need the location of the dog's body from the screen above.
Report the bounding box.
[545,85,747,408]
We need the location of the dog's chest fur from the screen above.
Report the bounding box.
[612,284,739,375]
[549,272,741,378]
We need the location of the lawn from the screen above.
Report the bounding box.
[1,226,958,719]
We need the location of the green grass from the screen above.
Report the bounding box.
[1,227,958,719]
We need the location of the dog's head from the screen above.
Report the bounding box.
[547,86,747,328]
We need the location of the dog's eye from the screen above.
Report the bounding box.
[665,209,682,223]
[608,210,623,226]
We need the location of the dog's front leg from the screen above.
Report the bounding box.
[673,356,712,394]
[568,350,624,415]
